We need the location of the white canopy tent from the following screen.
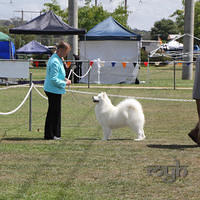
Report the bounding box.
[79,17,141,84]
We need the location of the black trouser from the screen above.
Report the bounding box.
[44,91,62,139]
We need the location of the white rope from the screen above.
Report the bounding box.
[33,84,48,100]
[0,84,29,90]
[186,33,200,42]
[150,33,200,58]
[0,83,34,115]
[68,89,195,102]
[67,69,73,80]
[72,66,92,79]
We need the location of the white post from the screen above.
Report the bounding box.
[29,72,32,131]
[97,58,101,84]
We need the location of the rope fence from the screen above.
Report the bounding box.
[0,83,33,115]
[0,82,195,117]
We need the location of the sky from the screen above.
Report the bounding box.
[0,0,184,31]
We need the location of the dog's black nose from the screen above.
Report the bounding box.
[92,96,95,102]
[92,96,99,103]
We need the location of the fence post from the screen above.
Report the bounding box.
[146,56,150,84]
[173,61,176,90]
[29,72,32,131]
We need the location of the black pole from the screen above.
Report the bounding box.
[173,61,176,90]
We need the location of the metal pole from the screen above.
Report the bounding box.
[173,61,176,90]
[29,72,32,131]
[125,0,127,10]
[21,10,24,22]
[182,0,195,80]
[68,0,78,60]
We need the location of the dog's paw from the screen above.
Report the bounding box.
[134,136,146,141]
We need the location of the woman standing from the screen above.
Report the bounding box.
[44,41,71,140]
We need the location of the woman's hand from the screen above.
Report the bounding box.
[65,78,71,85]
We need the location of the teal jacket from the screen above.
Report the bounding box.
[44,53,66,94]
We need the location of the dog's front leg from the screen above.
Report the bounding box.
[102,127,111,140]
[135,128,146,141]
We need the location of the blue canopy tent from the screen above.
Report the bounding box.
[83,16,141,41]
[0,32,15,59]
[80,16,141,84]
[16,40,52,54]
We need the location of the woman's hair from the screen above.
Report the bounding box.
[56,41,71,50]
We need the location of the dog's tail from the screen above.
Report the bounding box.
[118,98,142,110]
[121,99,145,124]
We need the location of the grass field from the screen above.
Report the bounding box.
[0,66,200,200]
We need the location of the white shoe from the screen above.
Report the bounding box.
[53,136,61,140]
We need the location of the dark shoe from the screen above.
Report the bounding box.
[188,124,200,145]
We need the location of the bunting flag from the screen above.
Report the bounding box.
[67,62,71,68]
[89,61,94,66]
[122,62,127,68]
[177,62,182,66]
[133,63,137,68]
[34,61,39,67]
[144,62,148,67]
[100,61,105,67]
[186,62,191,66]
[111,62,116,67]
[158,37,162,45]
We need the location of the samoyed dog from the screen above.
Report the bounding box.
[93,92,145,141]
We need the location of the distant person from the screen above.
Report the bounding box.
[73,54,82,83]
[44,41,71,140]
[188,56,200,145]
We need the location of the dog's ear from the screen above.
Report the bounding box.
[103,92,108,98]
[102,92,106,98]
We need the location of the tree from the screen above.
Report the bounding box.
[170,9,184,34]
[171,0,200,42]
[111,5,129,27]
[78,6,109,31]
[194,1,200,40]
[78,5,129,31]
[0,18,36,49]
[150,19,178,41]
[43,0,68,23]
[42,0,129,32]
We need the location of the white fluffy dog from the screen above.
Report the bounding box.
[93,92,145,141]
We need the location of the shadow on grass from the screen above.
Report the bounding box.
[109,138,133,141]
[75,138,133,141]
[75,137,99,141]
[2,137,44,141]
[147,144,199,150]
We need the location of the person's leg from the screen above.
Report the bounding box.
[195,99,200,144]
[189,57,200,145]
[53,94,62,138]
[196,99,200,125]
[44,92,55,139]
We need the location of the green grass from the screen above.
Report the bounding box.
[30,65,195,88]
[0,66,199,200]
[138,65,194,88]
